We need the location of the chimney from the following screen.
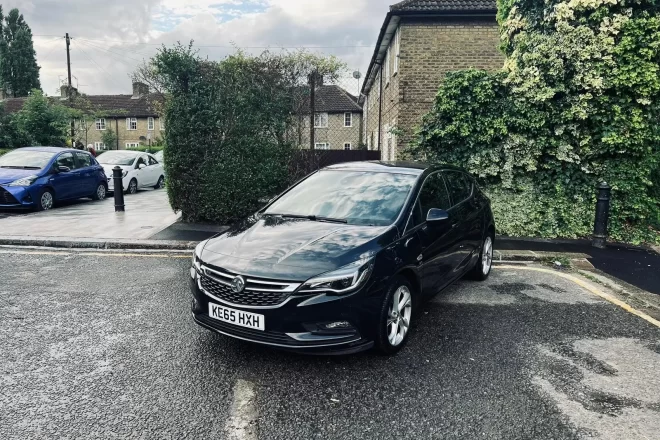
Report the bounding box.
[60,85,78,99]
[132,81,149,99]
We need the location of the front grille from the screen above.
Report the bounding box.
[199,265,301,308]
[0,187,19,205]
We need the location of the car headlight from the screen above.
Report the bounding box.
[191,240,206,274]
[8,175,38,187]
[300,256,375,295]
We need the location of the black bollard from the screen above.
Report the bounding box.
[592,182,611,248]
[113,166,125,212]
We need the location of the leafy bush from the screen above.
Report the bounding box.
[0,148,10,156]
[406,0,660,244]
[149,44,345,223]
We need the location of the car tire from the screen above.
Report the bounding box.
[154,176,164,189]
[469,233,494,281]
[91,183,107,201]
[127,179,138,195]
[375,276,414,355]
[36,188,55,211]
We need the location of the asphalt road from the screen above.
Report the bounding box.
[0,249,658,439]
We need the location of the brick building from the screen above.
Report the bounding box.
[1,81,164,151]
[361,0,504,160]
[298,85,363,150]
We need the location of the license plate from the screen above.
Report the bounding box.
[208,303,265,331]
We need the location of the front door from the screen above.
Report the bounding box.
[49,152,77,200]
[443,171,480,273]
[413,172,463,296]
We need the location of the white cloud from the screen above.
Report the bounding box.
[12,0,389,95]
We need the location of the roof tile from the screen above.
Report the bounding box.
[390,0,497,12]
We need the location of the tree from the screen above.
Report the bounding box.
[101,127,117,150]
[0,7,40,97]
[12,90,74,147]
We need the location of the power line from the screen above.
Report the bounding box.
[73,41,126,91]
[77,39,145,64]
[36,37,64,65]
[71,37,372,49]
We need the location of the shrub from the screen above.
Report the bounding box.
[148,44,345,223]
[406,0,660,244]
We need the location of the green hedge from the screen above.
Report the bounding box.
[0,148,10,157]
[405,0,660,245]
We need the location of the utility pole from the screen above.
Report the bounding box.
[66,33,75,148]
[309,70,316,150]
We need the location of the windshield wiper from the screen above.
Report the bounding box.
[265,213,348,224]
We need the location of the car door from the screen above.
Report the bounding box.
[49,152,77,200]
[73,152,96,197]
[412,172,463,296]
[443,171,480,273]
[147,154,161,183]
[134,155,150,188]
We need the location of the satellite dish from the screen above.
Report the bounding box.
[353,71,362,79]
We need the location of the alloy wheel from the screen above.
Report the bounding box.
[482,236,493,275]
[41,191,53,210]
[387,285,412,346]
[129,180,137,194]
[97,185,106,200]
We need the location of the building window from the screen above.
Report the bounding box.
[344,113,352,127]
[344,143,352,151]
[314,143,329,150]
[94,142,107,151]
[126,142,140,149]
[314,113,328,128]
[96,118,106,130]
[394,29,400,74]
[148,117,154,131]
[159,118,165,131]
[385,47,390,83]
[126,118,137,131]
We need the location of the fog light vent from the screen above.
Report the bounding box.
[324,321,352,329]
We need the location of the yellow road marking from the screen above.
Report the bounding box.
[498,265,660,329]
[0,249,191,258]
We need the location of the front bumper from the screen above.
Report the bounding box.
[190,266,382,354]
[0,185,35,208]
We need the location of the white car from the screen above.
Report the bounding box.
[97,150,165,194]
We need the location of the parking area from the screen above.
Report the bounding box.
[0,189,179,240]
[0,249,658,439]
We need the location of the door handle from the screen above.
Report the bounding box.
[405,237,414,247]
[451,223,459,229]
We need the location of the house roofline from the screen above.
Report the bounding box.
[360,9,497,97]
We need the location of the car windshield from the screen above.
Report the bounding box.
[265,170,418,226]
[97,152,137,166]
[0,150,55,169]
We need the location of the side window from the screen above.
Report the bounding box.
[74,152,92,168]
[419,173,451,216]
[407,173,451,230]
[56,153,75,170]
[444,171,472,206]
[148,156,158,166]
[136,156,147,168]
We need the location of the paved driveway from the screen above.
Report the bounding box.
[0,249,658,439]
[0,189,179,240]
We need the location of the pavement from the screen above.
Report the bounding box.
[0,189,180,240]
[498,238,660,295]
[0,248,658,439]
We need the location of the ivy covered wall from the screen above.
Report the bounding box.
[406,0,660,244]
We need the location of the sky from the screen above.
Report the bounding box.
[4,0,389,97]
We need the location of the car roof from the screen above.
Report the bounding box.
[322,161,466,176]
[101,150,143,156]
[20,146,82,154]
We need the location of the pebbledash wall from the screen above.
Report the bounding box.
[363,15,504,161]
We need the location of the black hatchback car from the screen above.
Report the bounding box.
[190,162,495,355]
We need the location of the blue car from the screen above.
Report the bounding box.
[0,147,108,211]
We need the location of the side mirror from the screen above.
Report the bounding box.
[57,166,71,173]
[138,163,146,170]
[426,208,449,224]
